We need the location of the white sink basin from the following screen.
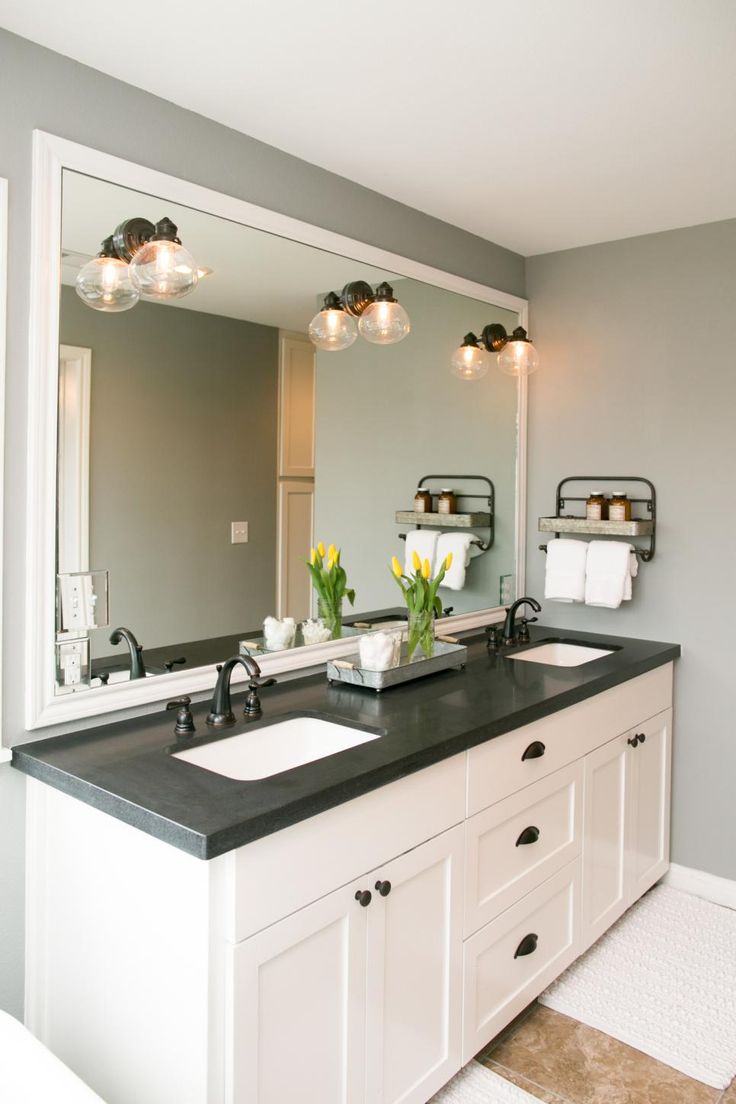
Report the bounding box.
[173,716,381,781]
[507,642,614,667]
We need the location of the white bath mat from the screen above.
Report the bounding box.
[431,1061,541,1102]
[540,884,736,1089]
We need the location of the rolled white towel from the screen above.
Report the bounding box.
[403,529,439,575]
[544,539,587,602]
[585,541,635,609]
[436,532,476,591]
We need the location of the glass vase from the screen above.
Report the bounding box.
[318,596,343,640]
[407,610,435,660]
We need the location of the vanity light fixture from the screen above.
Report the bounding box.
[74,236,140,313]
[450,333,493,380]
[75,216,200,312]
[308,291,359,351]
[450,323,540,379]
[308,279,410,352]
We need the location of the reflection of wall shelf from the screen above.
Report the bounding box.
[396,510,491,528]
[538,476,657,562]
[539,517,654,537]
[396,474,495,554]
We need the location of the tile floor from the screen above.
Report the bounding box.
[477,1003,736,1103]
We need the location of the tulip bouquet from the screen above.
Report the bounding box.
[307,542,355,639]
[390,549,453,659]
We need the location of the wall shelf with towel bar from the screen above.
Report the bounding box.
[396,474,494,554]
[538,476,657,562]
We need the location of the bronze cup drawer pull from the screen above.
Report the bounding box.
[521,741,546,761]
[515,825,541,847]
[514,932,539,959]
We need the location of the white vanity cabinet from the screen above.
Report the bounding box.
[24,662,674,1104]
[581,708,672,949]
[228,826,463,1104]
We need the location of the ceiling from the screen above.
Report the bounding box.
[61,172,400,329]
[5,0,736,255]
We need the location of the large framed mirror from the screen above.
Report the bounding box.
[26,131,528,728]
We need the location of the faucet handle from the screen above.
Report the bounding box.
[517,617,538,644]
[167,695,195,736]
[244,677,277,718]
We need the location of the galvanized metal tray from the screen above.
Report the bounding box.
[326,640,467,692]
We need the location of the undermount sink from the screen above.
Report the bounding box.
[507,641,615,667]
[173,715,381,781]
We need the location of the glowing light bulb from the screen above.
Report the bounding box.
[450,333,491,380]
[358,282,410,345]
[75,238,139,313]
[129,217,198,300]
[497,327,540,376]
[308,292,358,351]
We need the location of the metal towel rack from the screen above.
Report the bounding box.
[538,475,657,562]
[396,474,495,554]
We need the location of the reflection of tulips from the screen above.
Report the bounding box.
[306,542,355,639]
[390,552,453,659]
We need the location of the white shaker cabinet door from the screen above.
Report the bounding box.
[581,733,630,949]
[227,875,369,1104]
[365,825,464,1104]
[627,709,672,902]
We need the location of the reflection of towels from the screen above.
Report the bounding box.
[544,539,587,602]
[436,533,476,591]
[404,530,439,576]
[585,541,636,608]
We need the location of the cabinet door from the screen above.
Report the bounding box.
[581,734,630,950]
[227,878,368,1104]
[627,709,672,903]
[365,826,463,1104]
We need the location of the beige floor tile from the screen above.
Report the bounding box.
[720,1079,736,1102]
[480,1057,572,1103]
[486,1004,720,1104]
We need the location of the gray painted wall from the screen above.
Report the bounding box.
[0,28,524,1017]
[59,287,278,656]
[525,217,736,880]
[314,280,519,613]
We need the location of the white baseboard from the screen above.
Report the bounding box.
[662,863,736,910]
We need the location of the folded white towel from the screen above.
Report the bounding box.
[585,541,636,608]
[624,551,638,600]
[544,539,587,602]
[436,532,476,591]
[403,529,439,576]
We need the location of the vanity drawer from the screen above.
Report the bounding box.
[223,753,465,943]
[464,761,582,936]
[462,859,580,1063]
[467,663,673,815]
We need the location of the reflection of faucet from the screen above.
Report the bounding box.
[207,654,276,726]
[502,597,542,647]
[109,626,147,680]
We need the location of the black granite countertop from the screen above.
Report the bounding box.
[13,625,679,860]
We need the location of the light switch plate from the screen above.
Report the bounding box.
[231,521,249,544]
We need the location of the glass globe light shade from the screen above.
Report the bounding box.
[308,294,358,351]
[498,331,540,376]
[358,282,410,345]
[75,242,139,313]
[129,238,199,300]
[451,334,491,380]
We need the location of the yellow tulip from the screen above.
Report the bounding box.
[444,551,454,570]
[422,558,431,579]
[391,556,402,577]
[411,550,421,572]
[328,543,337,562]
[310,547,318,565]
[317,541,326,558]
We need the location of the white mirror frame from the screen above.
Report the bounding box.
[26,130,528,730]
